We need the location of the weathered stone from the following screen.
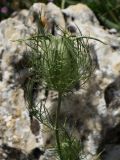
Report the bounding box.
[27,3,46,29]
[12,9,29,25]
[63,3,120,79]
[62,3,99,26]
[0,82,37,152]
[0,2,120,160]
[0,17,38,158]
[45,2,65,35]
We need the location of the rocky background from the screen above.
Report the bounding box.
[0,2,120,160]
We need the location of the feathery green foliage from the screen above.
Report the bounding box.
[19,21,104,159]
[24,32,94,94]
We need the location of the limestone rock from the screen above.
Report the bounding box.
[0,2,120,160]
[37,3,120,160]
[0,19,29,88]
[0,17,38,158]
[0,82,37,152]
[27,2,65,35]
[62,3,99,26]
[11,9,29,25]
[27,3,46,29]
[63,3,120,79]
[45,2,65,35]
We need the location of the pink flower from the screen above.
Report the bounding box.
[0,6,8,14]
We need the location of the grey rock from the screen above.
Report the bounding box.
[45,2,65,35]
[102,145,120,160]
[1,2,120,160]
[0,17,37,158]
[108,28,117,34]
[11,9,29,25]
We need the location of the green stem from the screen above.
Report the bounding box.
[61,0,65,9]
[55,92,63,160]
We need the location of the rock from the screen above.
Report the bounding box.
[104,75,120,107]
[0,18,31,84]
[30,117,40,136]
[0,2,120,160]
[62,3,99,26]
[0,17,38,157]
[108,28,117,34]
[27,2,65,35]
[36,3,120,160]
[97,76,120,159]
[63,3,120,79]
[28,147,44,160]
[0,144,44,160]
[102,145,120,160]
[0,82,37,152]
[45,2,65,35]
[0,144,28,160]
[27,3,46,29]
[11,9,29,24]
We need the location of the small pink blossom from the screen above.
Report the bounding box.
[0,6,8,14]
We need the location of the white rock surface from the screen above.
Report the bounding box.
[0,2,120,160]
[0,18,37,159]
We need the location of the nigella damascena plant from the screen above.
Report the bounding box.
[20,25,104,160]
[27,32,94,93]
